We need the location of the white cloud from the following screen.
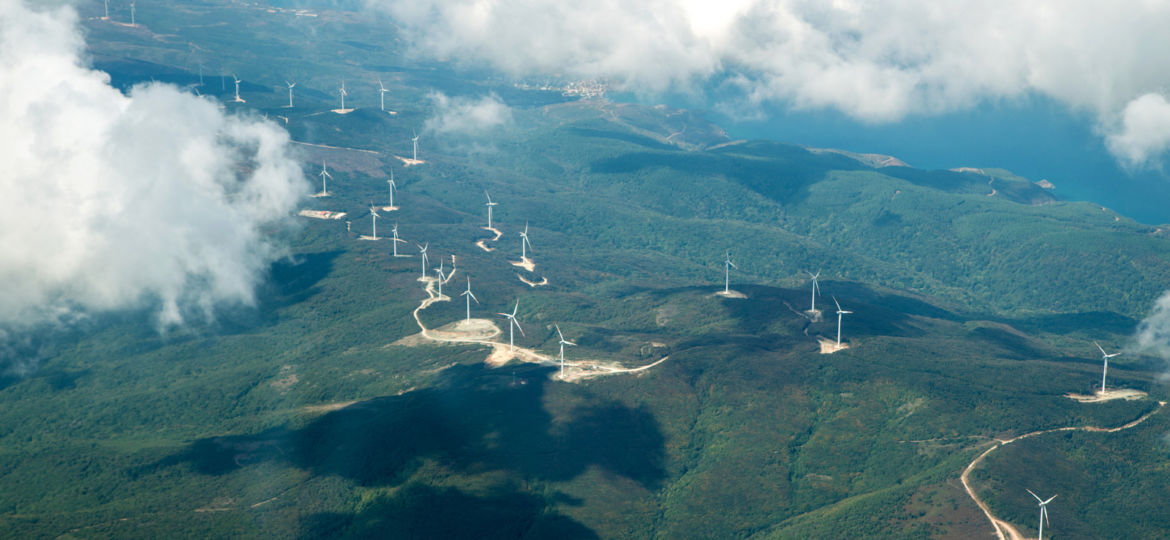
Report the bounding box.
[1133,291,1170,367]
[423,92,512,136]
[369,0,1170,165]
[1106,94,1170,169]
[0,1,308,331]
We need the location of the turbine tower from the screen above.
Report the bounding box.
[317,161,332,196]
[460,276,478,322]
[1026,489,1056,540]
[833,296,853,347]
[434,265,446,297]
[1093,341,1121,394]
[285,81,295,108]
[368,206,380,240]
[387,169,396,207]
[724,250,737,294]
[411,131,419,161]
[484,191,499,228]
[417,242,429,279]
[339,80,348,110]
[391,223,404,256]
[231,75,244,103]
[378,79,389,111]
[519,222,533,259]
[130,1,136,25]
[497,300,525,351]
[555,323,576,380]
[103,0,109,19]
[806,269,821,312]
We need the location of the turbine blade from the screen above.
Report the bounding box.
[515,320,525,336]
[555,323,564,341]
[1094,341,1107,356]
[1042,495,1057,504]
[833,296,842,311]
[1026,489,1042,503]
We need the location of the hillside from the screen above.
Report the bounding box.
[1,1,1168,539]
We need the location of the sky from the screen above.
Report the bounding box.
[369,0,1170,222]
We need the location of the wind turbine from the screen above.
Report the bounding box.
[391,223,405,256]
[555,323,576,379]
[417,242,429,279]
[387,169,396,207]
[497,299,524,351]
[317,161,332,196]
[1026,489,1056,540]
[197,64,204,86]
[338,80,348,110]
[519,222,533,260]
[806,270,821,312]
[460,276,478,322]
[285,81,295,108]
[1093,341,1122,394]
[723,250,737,294]
[833,296,852,347]
[484,191,499,228]
[434,264,446,297]
[231,75,244,103]
[368,206,380,240]
[411,130,419,161]
[378,79,389,111]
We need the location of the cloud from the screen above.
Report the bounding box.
[369,0,1170,166]
[1133,291,1170,373]
[1106,94,1170,169]
[0,1,308,333]
[423,92,512,136]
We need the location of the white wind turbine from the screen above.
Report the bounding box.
[417,242,429,279]
[338,80,348,110]
[1026,489,1056,540]
[833,296,852,347]
[317,161,332,196]
[723,250,737,294]
[555,323,576,379]
[367,206,380,240]
[285,81,295,108]
[519,221,533,259]
[1093,341,1122,395]
[231,75,244,103]
[460,276,478,322]
[411,130,420,161]
[497,300,525,351]
[806,269,821,312]
[378,79,389,111]
[434,263,446,297]
[391,223,405,256]
[387,169,396,207]
[484,191,499,229]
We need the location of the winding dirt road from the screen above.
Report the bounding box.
[960,401,1166,540]
[407,271,668,381]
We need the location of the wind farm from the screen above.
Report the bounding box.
[10,3,1170,539]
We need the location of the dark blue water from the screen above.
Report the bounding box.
[626,91,1170,225]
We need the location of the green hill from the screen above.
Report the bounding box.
[2,1,1168,538]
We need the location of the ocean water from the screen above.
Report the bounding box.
[627,91,1170,225]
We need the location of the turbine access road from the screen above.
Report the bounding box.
[960,401,1166,540]
[403,270,669,382]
